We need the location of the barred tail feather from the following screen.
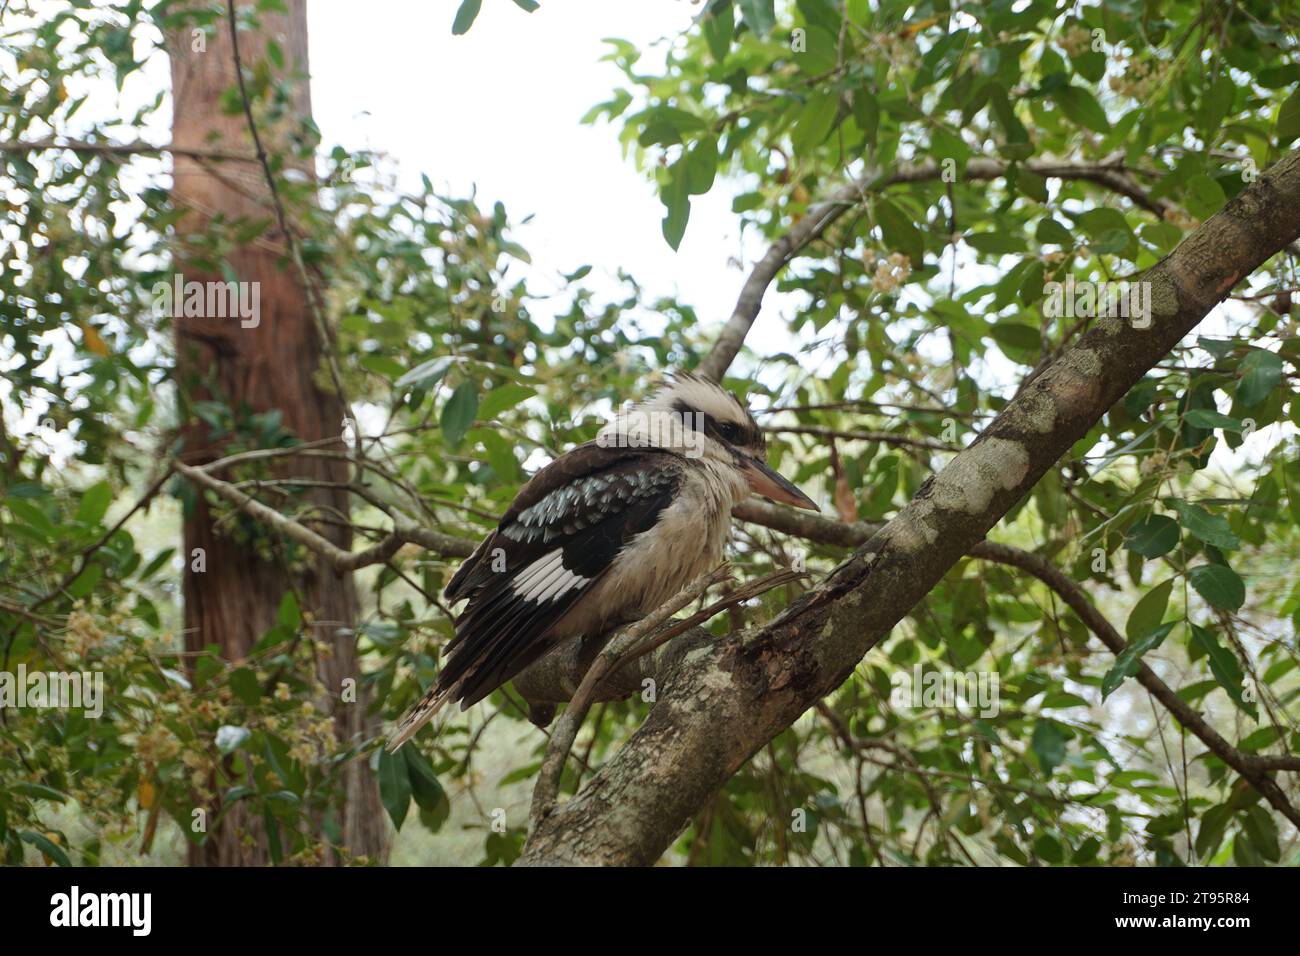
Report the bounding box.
[386,683,455,752]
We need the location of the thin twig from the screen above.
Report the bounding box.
[0,137,255,163]
[766,424,956,453]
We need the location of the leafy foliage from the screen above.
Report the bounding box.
[1,0,1299,866]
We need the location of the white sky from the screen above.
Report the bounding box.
[307,0,780,347]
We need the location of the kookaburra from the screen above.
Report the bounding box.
[387,372,818,750]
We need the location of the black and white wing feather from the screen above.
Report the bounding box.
[387,443,682,749]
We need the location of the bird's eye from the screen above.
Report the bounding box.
[716,422,740,442]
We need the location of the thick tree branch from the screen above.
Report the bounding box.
[529,565,731,829]
[520,149,1300,866]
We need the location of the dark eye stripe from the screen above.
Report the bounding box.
[670,400,762,448]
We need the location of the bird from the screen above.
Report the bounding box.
[386,372,819,750]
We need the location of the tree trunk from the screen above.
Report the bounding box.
[167,0,387,865]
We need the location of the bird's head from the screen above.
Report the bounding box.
[603,372,819,511]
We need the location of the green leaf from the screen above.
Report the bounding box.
[440,381,479,450]
[1199,73,1236,132]
[1189,623,1254,715]
[1242,805,1280,861]
[1053,84,1109,132]
[701,1,733,62]
[360,354,405,380]
[7,497,54,537]
[683,135,718,195]
[791,92,840,154]
[1277,87,1300,144]
[1036,218,1074,246]
[793,23,838,74]
[1033,832,1064,864]
[851,89,879,146]
[511,0,540,10]
[75,481,112,526]
[11,782,68,803]
[395,356,454,391]
[1102,621,1175,699]
[378,747,412,830]
[478,384,536,420]
[638,107,706,147]
[1184,174,1226,220]
[499,761,543,785]
[229,668,262,704]
[1183,408,1243,432]
[138,550,174,583]
[277,591,301,630]
[478,429,520,482]
[737,0,775,35]
[1194,804,1232,859]
[661,165,690,251]
[1073,50,1106,83]
[1189,564,1245,612]
[988,85,1029,147]
[1124,514,1179,558]
[1171,500,1240,550]
[1031,719,1068,776]
[1126,578,1173,642]
[1018,260,1045,305]
[264,811,283,864]
[19,831,70,866]
[1074,208,1134,258]
[404,746,449,820]
[1198,336,1237,360]
[1014,169,1049,203]
[451,0,482,35]
[1236,349,1283,407]
[873,198,924,267]
[65,562,103,599]
[989,320,1041,358]
[499,240,531,264]
[966,232,1027,255]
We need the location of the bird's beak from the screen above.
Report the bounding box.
[741,456,819,511]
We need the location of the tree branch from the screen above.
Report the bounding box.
[0,136,255,163]
[735,500,1300,825]
[766,424,957,453]
[172,460,472,572]
[528,565,732,829]
[696,156,1254,382]
[972,542,1300,829]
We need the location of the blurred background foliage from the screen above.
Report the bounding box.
[1,0,1299,866]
